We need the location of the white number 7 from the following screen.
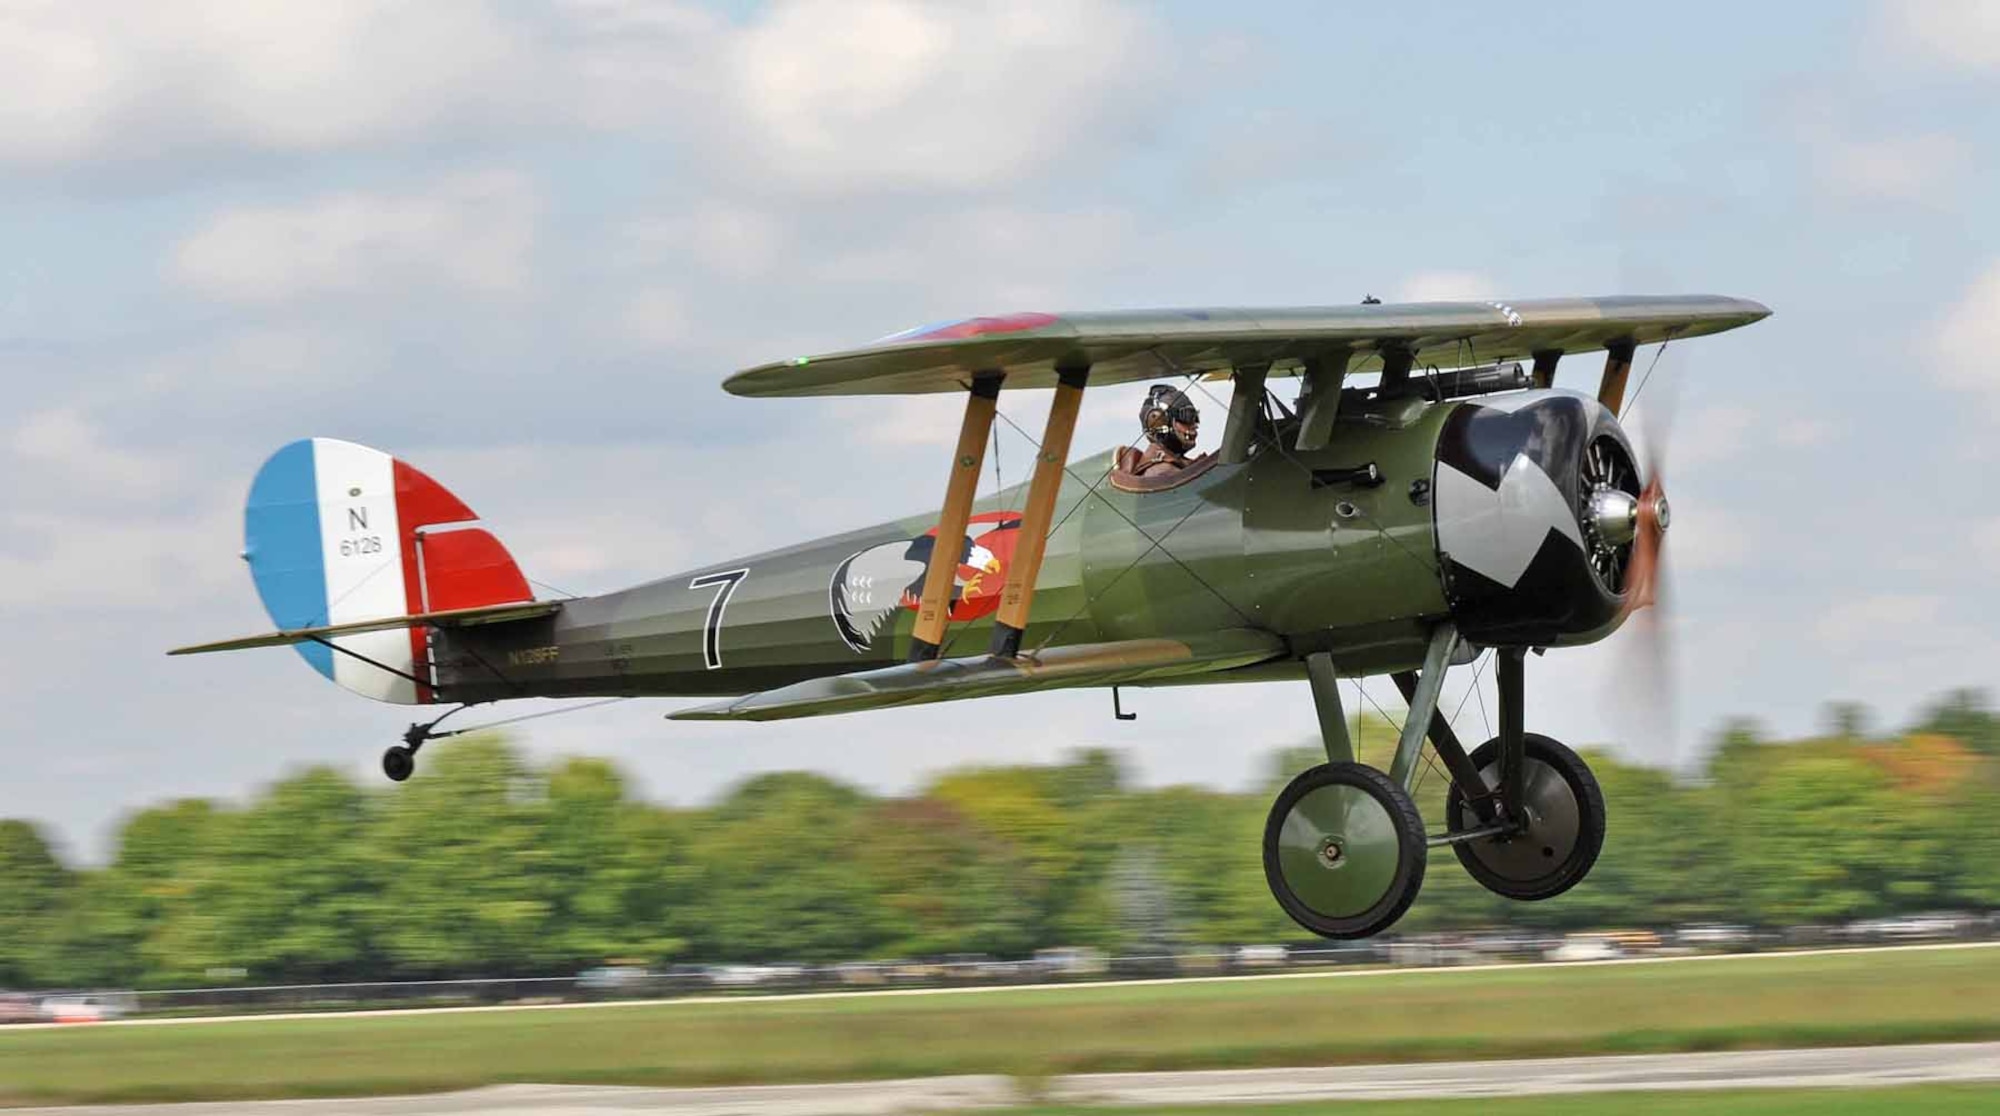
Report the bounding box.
[689,569,749,670]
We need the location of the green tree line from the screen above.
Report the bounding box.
[4,689,1998,990]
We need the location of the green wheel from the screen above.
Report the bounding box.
[1263,762,1427,939]
[1445,733,1605,901]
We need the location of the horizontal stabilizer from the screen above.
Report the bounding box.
[168,600,561,657]
[670,630,1285,723]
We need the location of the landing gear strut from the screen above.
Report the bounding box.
[1441,647,1606,901]
[382,706,471,783]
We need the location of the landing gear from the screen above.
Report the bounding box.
[1263,762,1428,939]
[382,744,416,783]
[381,706,471,783]
[1263,646,1441,940]
[1264,633,1610,937]
[1446,733,1604,900]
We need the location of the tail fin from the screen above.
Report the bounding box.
[244,438,533,705]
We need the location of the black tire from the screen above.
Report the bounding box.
[1445,733,1605,901]
[1263,762,1428,940]
[382,745,415,783]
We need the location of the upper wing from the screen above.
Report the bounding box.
[669,629,1285,722]
[725,296,1770,398]
[167,600,561,656]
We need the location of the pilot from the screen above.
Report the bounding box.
[1134,384,1200,475]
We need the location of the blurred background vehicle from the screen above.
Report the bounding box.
[1033,947,1107,978]
[1675,924,1753,952]
[1231,944,1287,968]
[0,993,40,1025]
[36,992,136,1024]
[1545,934,1623,963]
[575,966,655,998]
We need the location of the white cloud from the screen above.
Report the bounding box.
[839,394,971,451]
[1882,0,2000,70]
[803,204,1140,309]
[1667,507,1753,574]
[10,408,166,502]
[1977,519,2000,567]
[1934,260,2000,408]
[1813,132,1964,204]
[1781,82,1964,206]
[1813,593,1944,648]
[1775,416,1838,449]
[721,0,1163,191]
[621,204,789,280]
[2,406,237,610]
[0,0,1167,193]
[1394,271,1494,303]
[168,172,537,304]
[617,287,693,348]
[1673,405,1757,468]
[0,508,238,610]
[3,414,238,627]
[0,1,534,168]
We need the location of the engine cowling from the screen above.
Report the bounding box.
[1431,389,1654,647]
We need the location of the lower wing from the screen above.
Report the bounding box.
[669,629,1285,723]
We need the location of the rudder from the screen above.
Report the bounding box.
[243,438,532,704]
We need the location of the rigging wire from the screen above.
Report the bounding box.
[1618,337,1672,421]
[436,696,631,737]
[1352,674,1448,798]
[528,577,585,601]
[990,416,1005,497]
[1469,650,1494,741]
[1030,489,1222,654]
[1445,647,1493,738]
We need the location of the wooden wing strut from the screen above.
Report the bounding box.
[990,366,1088,657]
[1597,339,1636,414]
[909,374,1001,661]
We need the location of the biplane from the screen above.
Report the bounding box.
[173,295,1769,938]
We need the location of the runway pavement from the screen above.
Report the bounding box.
[1047,1042,2000,1104]
[12,1042,2000,1114]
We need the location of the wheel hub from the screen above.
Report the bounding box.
[1466,760,1579,880]
[1317,837,1346,868]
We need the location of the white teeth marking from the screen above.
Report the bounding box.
[1436,455,1584,589]
[831,542,927,652]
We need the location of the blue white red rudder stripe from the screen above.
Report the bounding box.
[243,438,533,704]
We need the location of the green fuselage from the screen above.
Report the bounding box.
[434,400,1457,705]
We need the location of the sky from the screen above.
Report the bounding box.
[5,0,1999,861]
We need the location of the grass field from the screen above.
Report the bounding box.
[1017,1086,2000,1115]
[2,947,1998,1106]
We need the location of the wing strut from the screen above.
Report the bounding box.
[1531,349,1561,389]
[1217,363,1269,465]
[1597,339,1636,414]
[909,374,1003,661]
[989,365,1088,657]
[1294,350,1352,453]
